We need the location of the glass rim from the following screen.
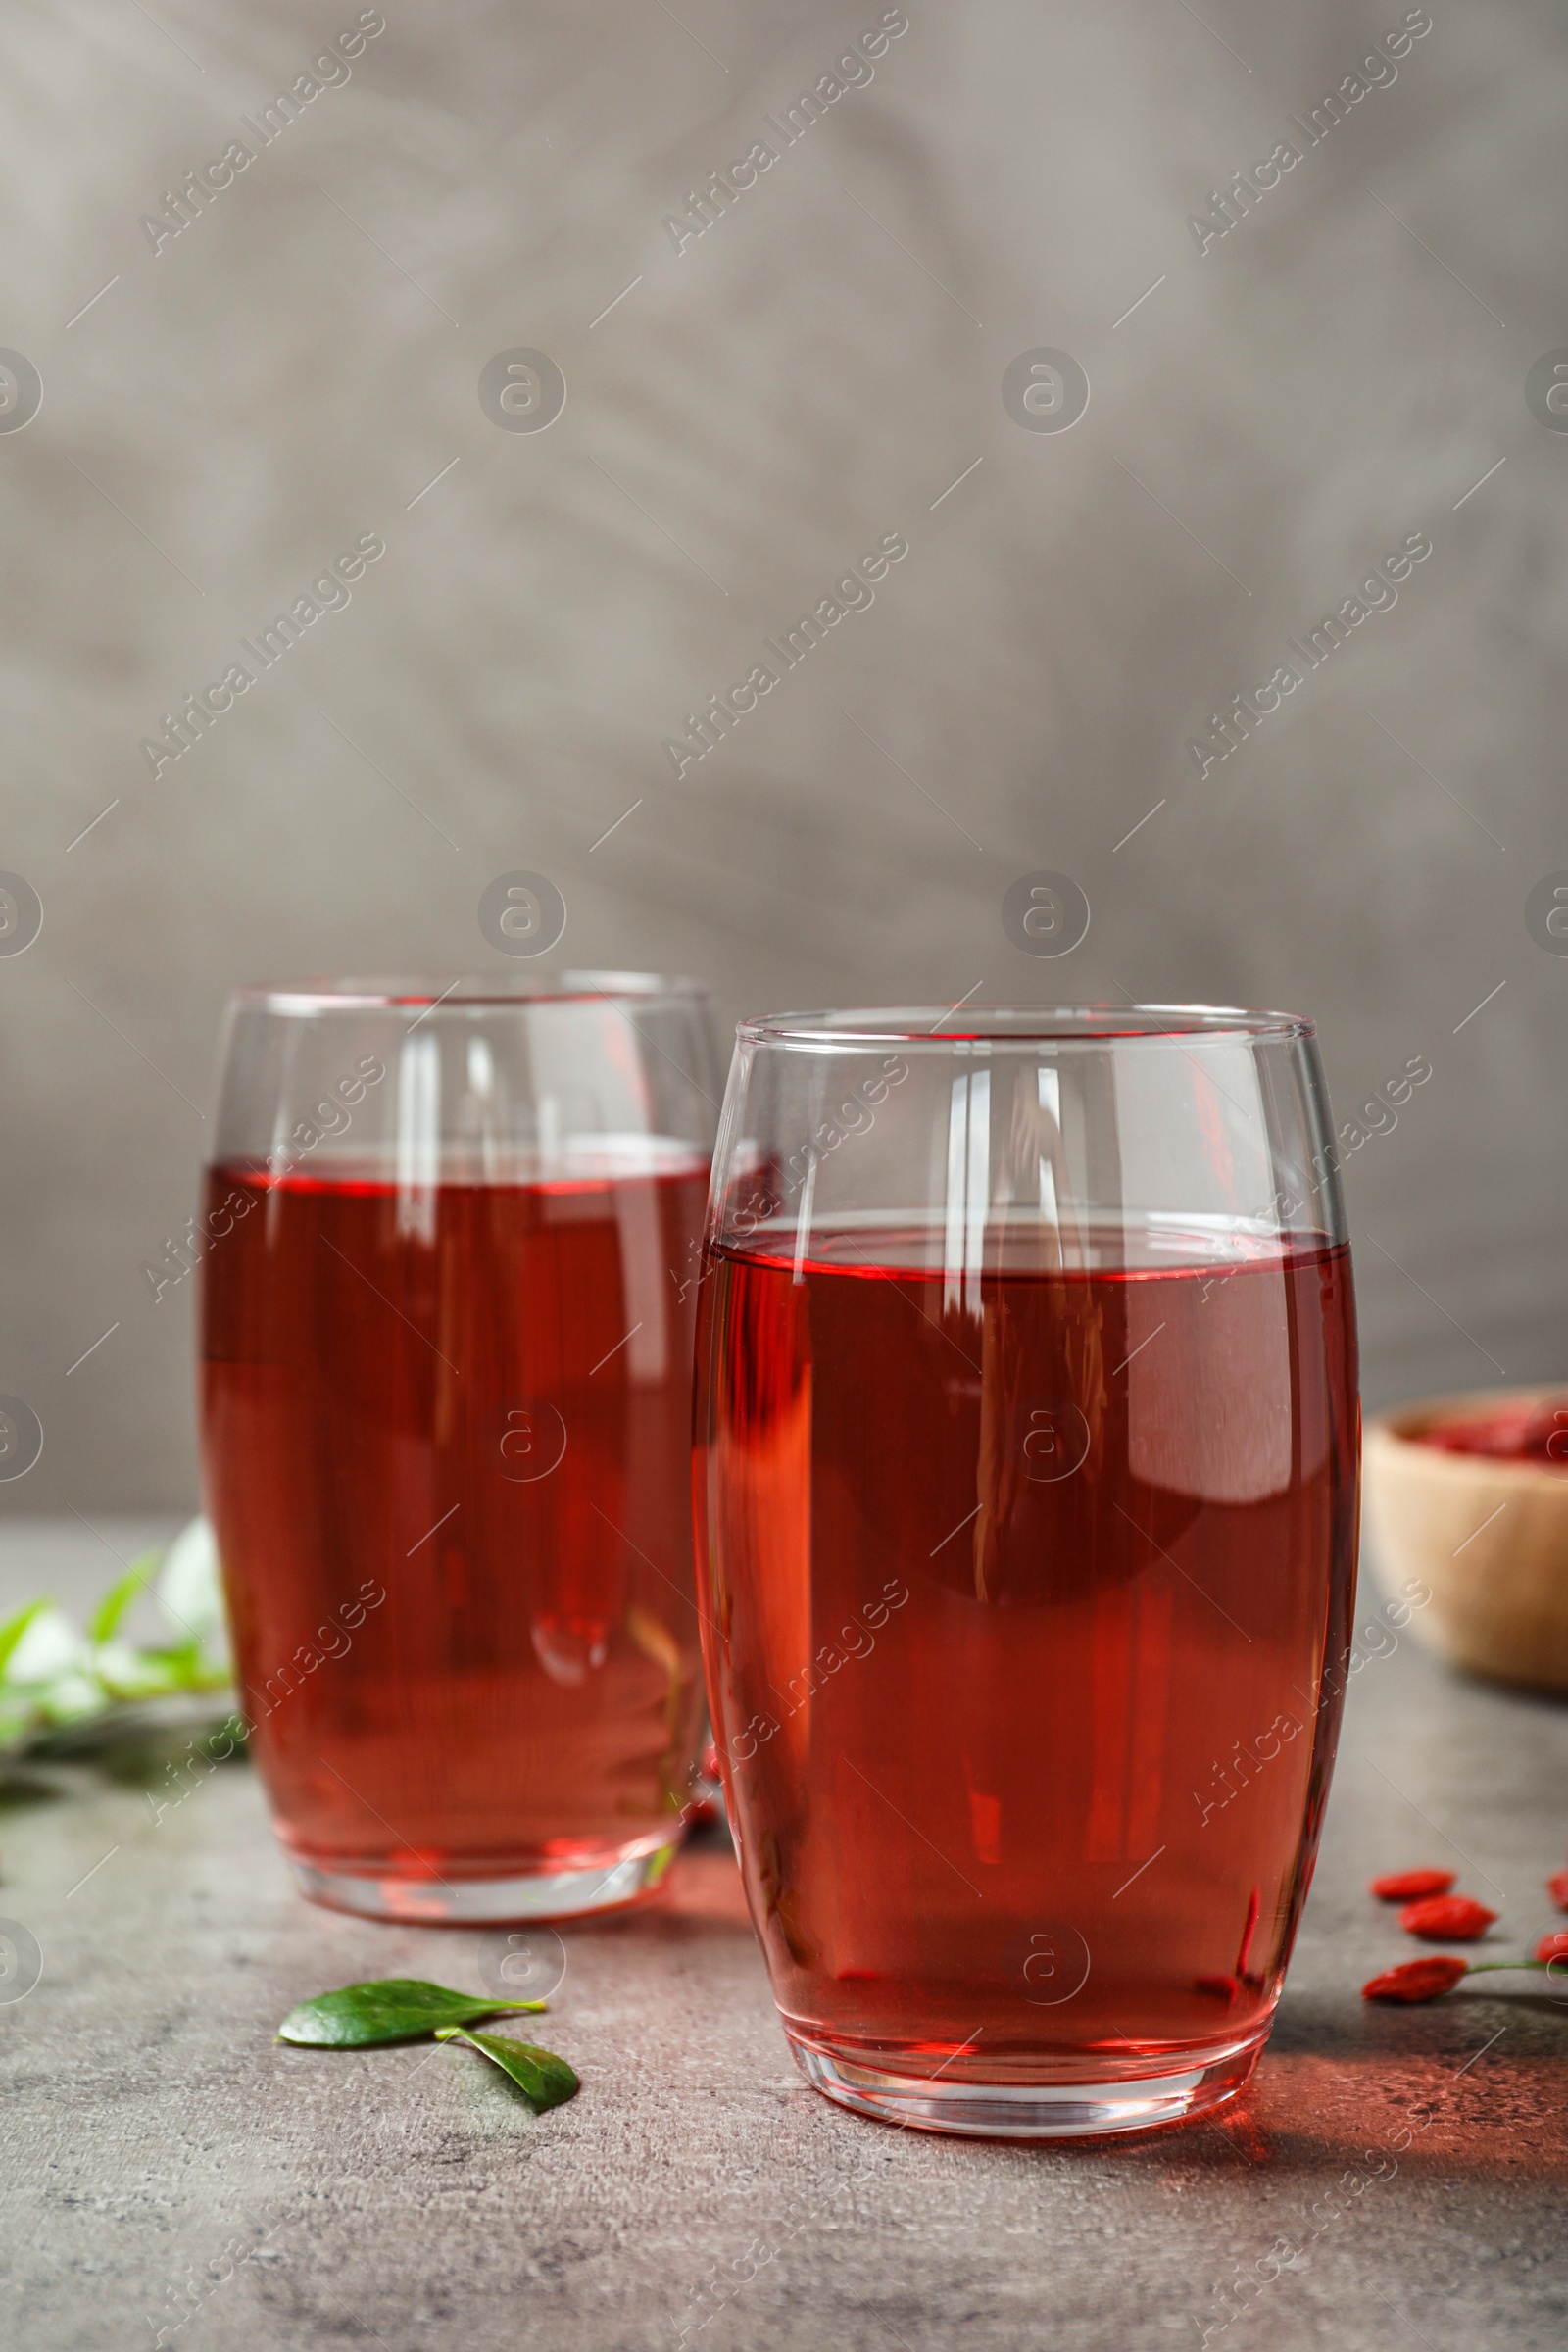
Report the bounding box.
[734,1003,1316,1048]
[225,970,710,1017]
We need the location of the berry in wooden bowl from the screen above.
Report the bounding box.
[1363,1387,1568,1691]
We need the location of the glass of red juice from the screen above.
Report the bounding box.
[198,972,720,1922]
[694,1004,1359,2136]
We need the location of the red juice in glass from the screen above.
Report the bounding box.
[698,1226,1355,2055]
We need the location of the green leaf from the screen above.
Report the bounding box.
[434,2027,580,2111]
[88,1555,158,1646]
[92,1639,229,1703]
[0,1600,50,1682]
[276,1978,548,2048]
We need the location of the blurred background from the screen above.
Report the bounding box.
[1,0,1565,1510]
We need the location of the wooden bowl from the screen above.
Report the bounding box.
[1364,1387,1568,1692]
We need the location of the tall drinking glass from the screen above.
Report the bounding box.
[695,1006,1358,2136]
[199,973,720,1921]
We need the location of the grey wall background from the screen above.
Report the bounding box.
[1,0,1565,1510]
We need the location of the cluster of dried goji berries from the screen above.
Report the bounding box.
[1361,1853,1568,2001]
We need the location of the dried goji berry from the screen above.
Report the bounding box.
[1534,1929,1568,1965]
[1370,1868,1456,1902]
[1195,1974,1238,2002]
[1547,1869,1568,1913]
[1399,1893,1495,1941]
[1362,1955,1468,2003]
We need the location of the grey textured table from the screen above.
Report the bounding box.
[3,1519,1566,2352]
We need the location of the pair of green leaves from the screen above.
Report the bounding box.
[276,1977,579,2112]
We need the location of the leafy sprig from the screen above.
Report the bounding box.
[0,1518,231,1757]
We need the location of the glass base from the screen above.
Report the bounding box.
[288,1838,680,1924]
[786,2030,1266,2139]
